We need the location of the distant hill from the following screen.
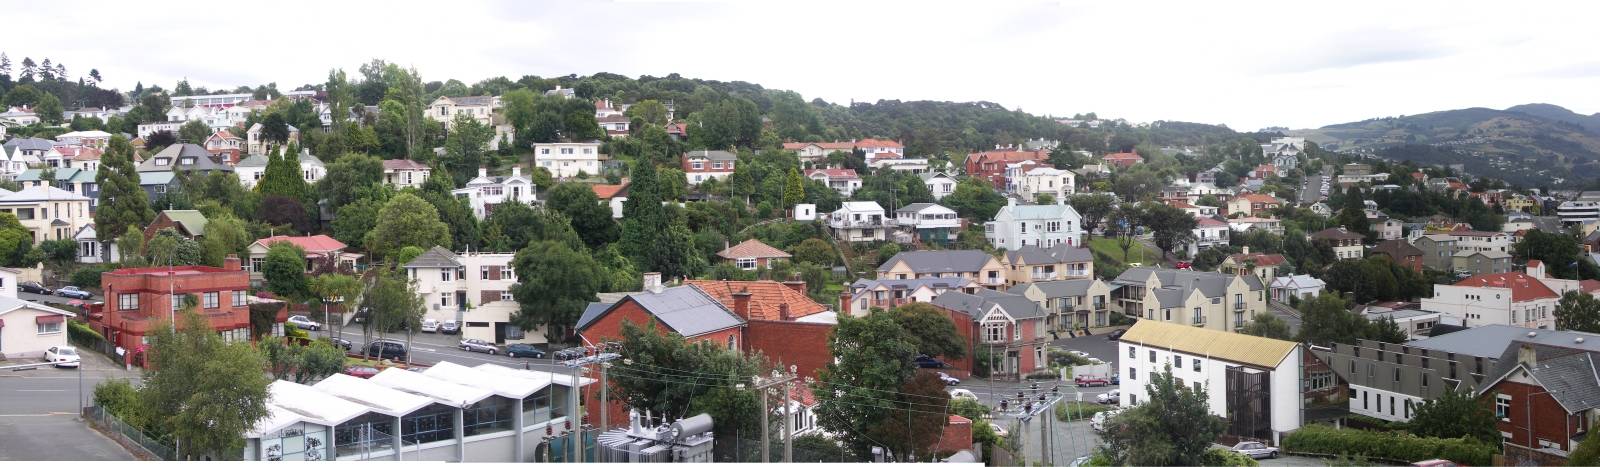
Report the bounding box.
[1289,104,1600,187]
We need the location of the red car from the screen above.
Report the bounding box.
[1175,261,1193,270]
[342,366,381,379]
[1075,375,1111,387]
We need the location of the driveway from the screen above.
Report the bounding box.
[0,353,139,461]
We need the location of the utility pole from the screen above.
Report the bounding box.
[564,345,621,463]
[752,366,797,463]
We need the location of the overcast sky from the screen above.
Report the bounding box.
[6,0,1597,130]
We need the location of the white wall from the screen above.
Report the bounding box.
[1347,384,1425,422]
[1118,340,1302,443]
[0,307,70,358]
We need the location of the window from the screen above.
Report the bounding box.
[500,291,514,301]
[118,293,139,310]
[503,268,515,281]
[1193,358,1201,371]
[233,290,247,307]
[560,148,574,155]
[692,161,703,170]
[1390,396,1396,416]
[1192,307,1203,324]
[249,257,264,272]
[37,319,62,334]
[736,258,757,270]
[441,295,452,307]
[1307,371,1333,391]
[985,322,1006,343]
[1363,391,1369,410]
[727,335,736,350]
[1129,367,1137,380]
[1149,350,1156,363]
[1495,394,1512,420]
[1128,346,1136,359]
[480,266,490,279]
[203,292,219,309]
[441,269,453,281]
[1129,394,1138,405]
[1394,368,1401,382]
[1174,355,1182,368]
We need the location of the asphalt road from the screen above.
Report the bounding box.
[20,290,101,307]
[0,353,139,461]
[317,322,575,374]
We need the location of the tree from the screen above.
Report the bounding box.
[619,160,706,279]
[1515,229,1583,279]
[1240,312,1292,340]
[262,242,311,301]
[544,182,619,250]
[0,213,33,267]
[361,269,425,360]
[142,308,271,459]
[889,303,967,360]
[34,92,62,124]
[332,197,385,248]
[1572,436,1600,467]
[146,227,202,266]
[309,273,363,340]
[418,167,481,250]
[792,238,836,266]
[942,177,1006,221]
[609,321,765,461]
[502,89,538,143]
[1555,291,1600,333]
[179,120,210,145]
[260,339,346,384]
[783,167,805,211]
[1097,368,1227,466]
[315,153,384,208]
[1294,294,1368,346]
[364,192,450,260]
[1069,193,1117,238]
[1111,203,1146,262]
[625,99,669,126]
[1142,202,1197,260]
[256,147,311,201]
[1407,389,1499,444]
[814,312,923,459]
[510,240,603,341]
[199,214,252,267]
[116,225,147,267]
[441,113,493,186]
[95,137,153,261]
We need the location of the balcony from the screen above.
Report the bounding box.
[830,218,896,229]
[1234,302,1246,310]
[868,298,912,309]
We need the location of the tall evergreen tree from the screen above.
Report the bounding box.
[256,146,310,201]
[94,137,153,261]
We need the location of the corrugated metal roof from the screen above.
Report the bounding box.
[1119,320,1297,369]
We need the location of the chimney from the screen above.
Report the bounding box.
[642,272,663,293]
[839,287,853,316]
[1517,341,1537,368]
[732,288,752,320]
[478,167,488,178]
[224,254,242,271]
[783,279,807,295]
[1242,246,1250,255]
[511,166,522,178]
[1007,197,1017,207]
[778,303,791,321]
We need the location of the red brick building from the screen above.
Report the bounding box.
[91,256,282,366]
[1102,152,1143,169]
[930,289,1051,379]
[1370,239,1425,273]
[1477,341,1600,462]
[964,149,1049,189]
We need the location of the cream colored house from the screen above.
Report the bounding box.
[1109,267,1267,332]
[876,250,1008,288]
[427,96,495,127]
[533,141,604,179]
[1000,244,1094,284]
[403,247,544,345]
[0,186,94,244]
[1010,278,1116,330]
[0,267,77,359]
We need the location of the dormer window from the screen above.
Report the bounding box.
[155,158,171,166]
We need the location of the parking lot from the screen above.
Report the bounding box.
[0,353,139,461]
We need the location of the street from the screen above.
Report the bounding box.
[0,352,139,461]
[20,290,100,307]
[319,321,577,374]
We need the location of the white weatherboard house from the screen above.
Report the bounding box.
[452,167,536,219]
[1117,320,1303,445]
[0,267,76,359]
[921,171,958,200]
[984,200,1084,250]
[828,201,891,242]
[532,142,603,179]
[1012,166,1075,201]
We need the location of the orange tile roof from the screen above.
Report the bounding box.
[1228,252,1286,267]
[805,168,859,179]
[966,150,1048,164]
[717,239,792,260]
[591,183,629,200]
[1238,193,1282,204]
[855,138,903,148]
[1103,152,1143,161]
[686,280,827,321]
[1453,272,1558,302]
[254,235,347,254]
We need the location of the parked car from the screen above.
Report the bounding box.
[1107,329,1127,341]
[327,337,353,351]
[914,355,949,368]
[43,346,80,368]
[55,286,92,299]
[19,281,52,295]
[350,310,370,324]
[554,347,586,361]
[342,366,380,379]
[287,315,322,331]
[1090,408,1124,432]
[1230,441,1279,459]
[439,320,460,335]
[420,319,439,333]
[1175,261,1192,270]
[948,388,978,401]
[1074,375,1111,387]
[1096,389,1120,404]
[505,343,545,359]
[937,371,960,386]
[459,339,499,355]
[364,340,408,360]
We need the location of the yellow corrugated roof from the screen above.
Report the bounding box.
[1121,320,1298,369]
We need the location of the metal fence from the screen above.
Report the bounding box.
[84,406,175,460]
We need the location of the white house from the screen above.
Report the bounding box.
[74,224,120,264]
[234,151,325,189]
[54,130,112,149]
[681,150,737,185]
[0,186,94,243]
[1012,166,1075,202]
[404,246,542,345]
[843,277,977,317]
[1118,320,1302,445]
[893,203,960,245]
[381,159,432,189]
[452,167,537,219]
[532,141,604,179]
[427,96,495,127]
[246,122,300,157]
[828,201,891,242]
[806,168,862,197]
[1420,272,1558,329]
[1269,274,1325,303]
[0,267,76,359]
[0,106,40,126]
[1187,217,1230,257]
[984,200,1084,250]
[921,171,958,200]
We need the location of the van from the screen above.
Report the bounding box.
[420,319,439,333]
[365,340,408,360]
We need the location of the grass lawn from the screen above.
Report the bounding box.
[1056,401,1114,422]
[1087,236,1157,267]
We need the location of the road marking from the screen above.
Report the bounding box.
[15,389,65,392]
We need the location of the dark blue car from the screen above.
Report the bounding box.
[915,355,948,369]
[506,344,545,359]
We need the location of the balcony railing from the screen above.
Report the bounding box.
[831,218,896,228]
[1234,302,1246,310]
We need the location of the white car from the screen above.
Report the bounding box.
[1230,441,1279,459]
[1067,350,1090,359]
[420,319,439,333]
[1096,389,1120,404]
[937,372,960,386]
[44,346,80,368]
[1090,409,1124,432]
[948,388,978,401]
[286,315,321,331]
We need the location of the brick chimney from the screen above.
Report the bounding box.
[224,254,242,271]
[731,288,752,320]
[783,276,807,295]
[839,287,853,316]
[778,303,791,321]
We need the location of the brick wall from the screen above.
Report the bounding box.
[1483,379,1585,452]
[744,319,833,379]
[934,416,973,455]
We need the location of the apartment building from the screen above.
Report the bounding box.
[1110,268,1267,332]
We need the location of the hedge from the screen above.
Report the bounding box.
[68,320,104,347]
[1282,424,1494,465]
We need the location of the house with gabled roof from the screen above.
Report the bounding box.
[245,235,361,286]
[682,150,737,185]
[235,150,324,189]
[0,185,94,243]
[1118,320,1303,443]
[74,224,120,264]
[203,129,244,163]
[1422,272,1559,328]
[1219,248,1288,283]
[1371,239,1425,273]
[963,148,1048,189]
[984,199,1084,250]
[877,250,1006,288]
[403,246,533,344]
[381,159,432,189]
[920,171,958,200]
[841,277,977,317]
[0,266,78,359]
[828,201,889,242]
[427,95,495,127]
[1188,217,1231,256]
[1000,244,1093,284]
[1101,152,1143,169]
[1312,227,1366,260]
[1472,333,1600,462]
[716,239,791,270]
[1269,274,1325,303]
[1009,278,1114,331]
[452,167,536,219]
[143,209,209,245]
[1110,267,1267,332]
[806,168,861,196]
[137,143,233,174]
[932,289,1052,378]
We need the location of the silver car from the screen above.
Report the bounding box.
[458,338,499,355]
[1230,441,1279,459]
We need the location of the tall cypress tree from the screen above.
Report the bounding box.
[257,145,309,201]
[94,136,153,261]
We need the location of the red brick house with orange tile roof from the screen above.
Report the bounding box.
[715,239,792,270]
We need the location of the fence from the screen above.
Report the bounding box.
[84,406,175,460]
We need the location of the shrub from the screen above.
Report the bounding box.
[1198,447,1260,466]
[1282,424,1494,465]
[1055,401,1112,422]
[71,265,111,289]
[68,320,104,347]
[93,379,150,429]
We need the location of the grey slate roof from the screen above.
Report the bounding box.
[686,150,737,161]
[1410,324,1600,359]
[1008,279,1094,298]
[575,302,615,330]
[138,144,232,172]
[932,289,1046,320]
[1004,244,1092,265]
[1112,267,1264,298]
[850,277,974,294]
[619,286,745,337]
[895,202,941,213]
[2,137,54,151]
[404,246,461,269]
[236,154,270,168]
[1526,352,1600,412]
[877,250,995,274]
